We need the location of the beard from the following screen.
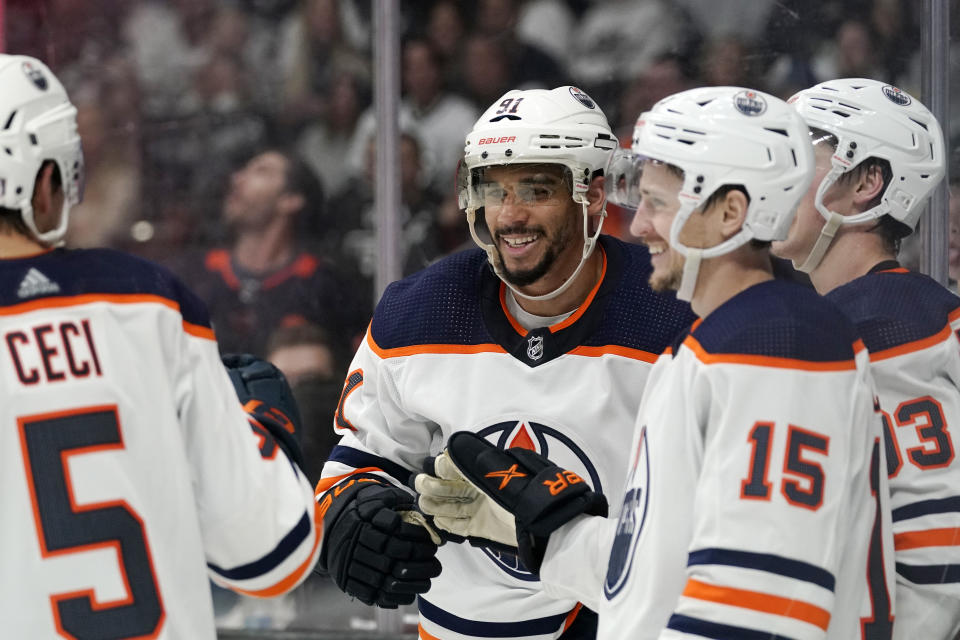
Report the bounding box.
[494,215,578,288]
[648,250,685,293]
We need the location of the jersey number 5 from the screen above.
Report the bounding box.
[18,405,165,639]
[740,422,830,510]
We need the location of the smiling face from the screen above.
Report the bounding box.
[480,163,582,291]
[629,161,684,292]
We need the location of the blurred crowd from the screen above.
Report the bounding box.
[8,0,959,516]
[6,0,959,632]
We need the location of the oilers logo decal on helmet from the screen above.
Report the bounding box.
[733,90,767,116]
[604,426,650,600]
[568,86,596,109]
[882,84,912,106]
[474,419,602,580]
[21,61,48,91]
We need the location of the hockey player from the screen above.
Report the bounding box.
[315,86,695,639]
[772,78,958,639]
[0,54,331,638]
[417,86,896,638]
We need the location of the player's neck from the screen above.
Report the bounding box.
[690,248,773,318]
[513,250,603,318]
[809,229,893,295]
[0,230,49,259]
[232,225,296,274]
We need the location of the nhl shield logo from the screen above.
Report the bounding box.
[526,334,544,361]
[733,90,766,116]
[21,61,48,91]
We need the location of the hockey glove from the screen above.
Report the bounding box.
[316,475,442,608]
[222,353,305,470]
[418,432,607,572]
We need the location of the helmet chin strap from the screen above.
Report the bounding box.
[466,198,605,302]
[675,248,702,302]
[794,165,846,274]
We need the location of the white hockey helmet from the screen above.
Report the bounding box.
[788,78,946,272]
[0,54,84,246]
[609,86,814,300]
[458,86,618,301]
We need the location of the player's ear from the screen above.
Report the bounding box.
[852,164,885,209]
[31,163,56,219]
[586,175,606,216]
[719,188,749,239]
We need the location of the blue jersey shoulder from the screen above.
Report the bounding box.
[584,237,695,353]
[370,248,492,349]
[693,279,858,361]
[826,270,959,353]
[0,248,212,329]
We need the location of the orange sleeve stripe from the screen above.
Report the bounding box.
[562,603,584,632]
[314,466,384,496]
[683,335,857,371]
[366,330,507,358]
[418,623,442,640]
[183,321,215,341]
[568,344,659,362]
[682,578,831,630]
[895,527,960,550]
[869,323,953,362]
[231,503,323,598]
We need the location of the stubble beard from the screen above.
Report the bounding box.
[649,251,684,293]
[495,215,578,288]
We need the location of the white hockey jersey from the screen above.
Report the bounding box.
[319,236,695,640]
[543,279,895,639]
[827,263,960,639]
[0,248,320,639]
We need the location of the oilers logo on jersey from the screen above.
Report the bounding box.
[476,419,602,580]
[604,425,650,600]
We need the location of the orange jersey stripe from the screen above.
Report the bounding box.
[183,321,215,341]
[418,623,442,640]
[550,248,607,333]
[683,578,831,630]
[232,504,322,598]
[562,603,584,632]
[367,330,507,359]
[683,335,857,371]
[895,527,960,551]
[869,323,953,362]
[314,466,383,496]
[568,344,659,362]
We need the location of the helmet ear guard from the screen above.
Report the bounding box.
[0,54,84,246]
[459,86,618,302]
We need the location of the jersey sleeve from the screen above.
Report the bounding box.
[662,353,884,639]
[173,304,320,597]
[540,514,617,611]
[317,327,440,495]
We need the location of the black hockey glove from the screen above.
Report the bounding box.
[416,431,607,572]
[222,353,305,470]
[316,475,442,608]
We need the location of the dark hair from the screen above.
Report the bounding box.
[699,183,769,249]
[249,147,324,222]
[808,126,904,252]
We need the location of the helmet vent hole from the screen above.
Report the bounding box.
[678,139,695,145]
[909,117,929,131]
[3,111,16,130]
[838,102,861,111]
[28,134,38,145]
[831,110,850,118]
[791,149,798,166]
[3,147,11,156]
[764,128,789,137]
[696,100,713,107]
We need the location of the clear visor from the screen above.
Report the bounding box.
[604,148,645,212]
[457,161,573,212]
